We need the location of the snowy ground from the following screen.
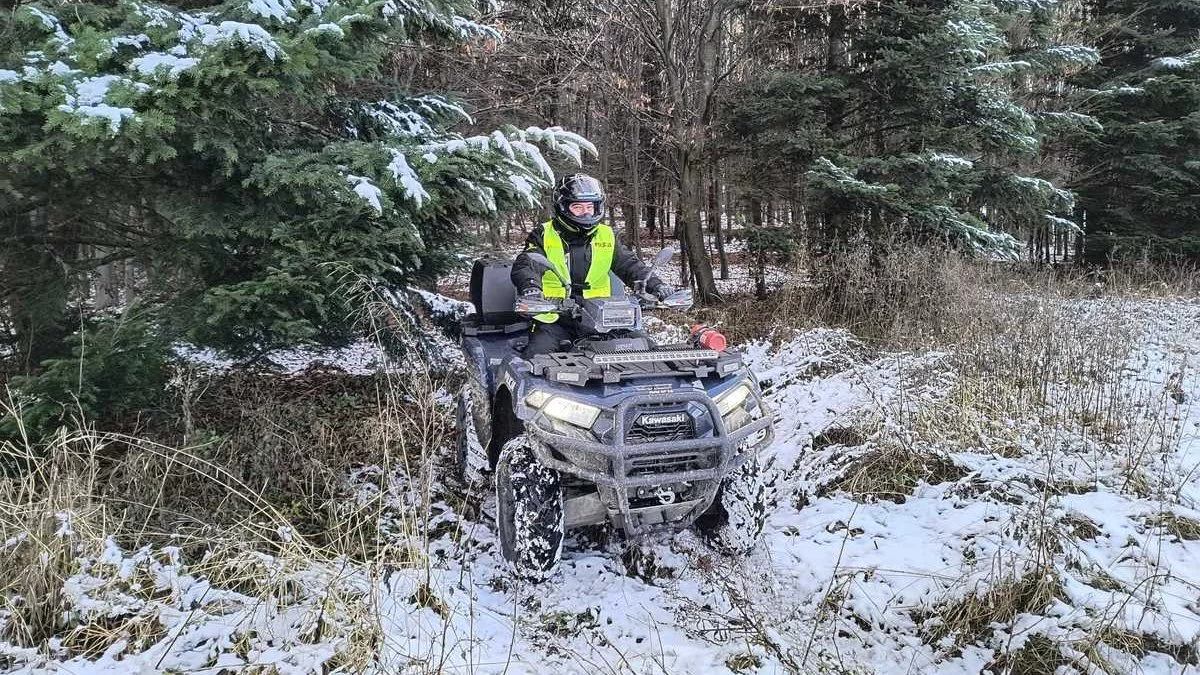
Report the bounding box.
[4,295,1199,674]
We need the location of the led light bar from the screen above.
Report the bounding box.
[592,349,720,365]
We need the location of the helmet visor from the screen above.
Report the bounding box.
[567,175,604,200]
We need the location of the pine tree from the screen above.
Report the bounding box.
[0,0,593,362]
[1070,0,1200,264]
[723,0,1094,261]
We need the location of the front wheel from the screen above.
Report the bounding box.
[455,385,487,486]
[695,454,777,555]
[495,435,564,581]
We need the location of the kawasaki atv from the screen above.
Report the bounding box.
[455,249,775,580]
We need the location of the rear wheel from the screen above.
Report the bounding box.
[695,454,777,555]
[495,434,564,581]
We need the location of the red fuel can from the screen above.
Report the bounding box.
[689,324,727,351]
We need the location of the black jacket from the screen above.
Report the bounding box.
[511,219,665,297]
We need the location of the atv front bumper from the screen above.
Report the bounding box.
[523,391,774,535]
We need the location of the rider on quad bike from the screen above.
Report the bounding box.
[511,173,675,357]
[456,177,776,581]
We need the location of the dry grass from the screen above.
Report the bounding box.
[704,239,1200,347]
[983,634,1077,675]
[0,277,461,670]
[1143,512,1200,541]
[817,443,967,504]
[922,570,1065,648]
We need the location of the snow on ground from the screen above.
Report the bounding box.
[4,296,1200,673]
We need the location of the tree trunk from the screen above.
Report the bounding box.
[750,198,766,297]
[629,118,644,257]
[4,209,71,371]
[709,167,728,280]
[678,155,718,302]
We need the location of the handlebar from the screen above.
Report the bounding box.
[513,289,693,319]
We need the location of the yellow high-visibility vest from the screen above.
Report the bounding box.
[535,221,614,323]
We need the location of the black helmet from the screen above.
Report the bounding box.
[553,173,605,232]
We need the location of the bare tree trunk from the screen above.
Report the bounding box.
[709,166,728,280]
[750,198,766,297]
[94,253,120,310]
[629,123,644,257]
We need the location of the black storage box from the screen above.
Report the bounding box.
[470,257,520,324]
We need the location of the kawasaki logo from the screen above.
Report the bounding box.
[639,412,689,426]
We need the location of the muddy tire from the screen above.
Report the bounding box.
[695,454,778,555]
[455,385,487,486]
[495,435,564,580]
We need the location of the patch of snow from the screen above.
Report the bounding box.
[1045,214,1080,232]
[303,22,344,37]
[176,12,212,44]
[246,0,296,23]
[927,152,974,169]
[972,60,1033,74]
[1154,50,1200,70]
[60,104,136,131]
[175,339,389,375]
[458,178,497,212]
[409,287,472,320]
[507,172,539,206]
[365,100,434,137]
[0,69,19,83]
[26,7,59,30]
[1042,44,1101,66]
[110,34,151,50]
[387,150,429,207]
[196,21,284,60]
[452,15,500,41]
[130,53,200,77]
[345,174,383,213]
[58,75,141,132]
[1011,174,1074,207]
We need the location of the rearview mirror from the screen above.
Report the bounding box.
[524,252,569,287]
[640,247,674,288]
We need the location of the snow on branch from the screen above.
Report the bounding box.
[56,74,146,133]
[516,126,598,166]
[1037,111,1102,131]
[23,7,76,52]
[1155,50,1200,71]
[386,149,430,207]
[926,152,975,169]
[345,174,384,213]
[808,157,889,197]
[1040,44,1101,68]
[1010,174,1074,209]
[1045,214,1081,233]
[972,60,1033,75]
[195,21,286,60]
[918,205,1019,259]
[452,15,501,42]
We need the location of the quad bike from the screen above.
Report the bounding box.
[455,248,775,580]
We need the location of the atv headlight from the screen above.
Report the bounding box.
[715,383,752,417]
[527,391,600,429]
[715,382,762,433]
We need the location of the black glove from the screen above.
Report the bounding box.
[652,284,675,301]
[522,287,545,301]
